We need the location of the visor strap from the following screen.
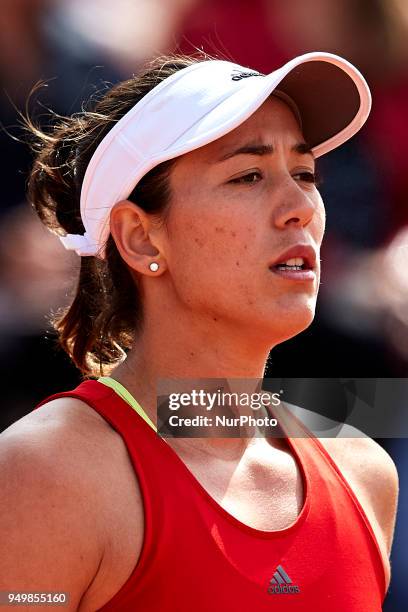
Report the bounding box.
[59,231,99,257]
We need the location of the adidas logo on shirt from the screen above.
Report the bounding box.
[267,565,301,595]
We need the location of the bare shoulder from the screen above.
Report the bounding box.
[283,402,399,513]
[319,433,399,556]
[315,432,399,594]
[0,397,144,611]
[319,434,399,502]
[281,394,399,590]
[0,395,128,498]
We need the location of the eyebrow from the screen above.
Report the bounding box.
[217,142,314,162]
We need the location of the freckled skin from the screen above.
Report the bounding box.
[161,97,325,345]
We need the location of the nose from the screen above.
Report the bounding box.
[272,179,316,230]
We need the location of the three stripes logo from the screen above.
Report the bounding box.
[267,564,300,595]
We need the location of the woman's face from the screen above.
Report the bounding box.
[161,95,326,345]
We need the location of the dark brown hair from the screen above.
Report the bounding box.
[27,54,204,377]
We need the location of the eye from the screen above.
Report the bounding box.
[229,171,263,185]
[293,171,321,186]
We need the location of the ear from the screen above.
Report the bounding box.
[109,200,166,275]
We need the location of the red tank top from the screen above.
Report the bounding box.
[36,380,387,611]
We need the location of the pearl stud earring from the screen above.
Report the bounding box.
[149,262,159,272]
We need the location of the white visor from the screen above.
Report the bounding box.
[60,51,372,258]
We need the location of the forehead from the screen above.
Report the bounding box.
[178,96,306,165]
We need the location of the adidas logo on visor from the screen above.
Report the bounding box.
[231,70,264,81]
[267,564,301,595]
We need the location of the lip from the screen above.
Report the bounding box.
[269,244,318,282]
[269,244,317,270]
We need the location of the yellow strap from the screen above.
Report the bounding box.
[98,376,158,433]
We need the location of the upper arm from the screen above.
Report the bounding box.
[0,410,106,611]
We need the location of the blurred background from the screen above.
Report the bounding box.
[0,0,407,608]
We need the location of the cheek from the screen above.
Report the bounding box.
[166,198,256,271]
[163,197,263,312]
[316,195,326,240]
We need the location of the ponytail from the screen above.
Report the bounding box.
[27,55,200,376]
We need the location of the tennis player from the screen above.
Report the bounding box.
[0,53,399,611]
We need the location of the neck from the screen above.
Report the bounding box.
[110,297,276,457]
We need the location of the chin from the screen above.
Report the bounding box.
[264,303,316,344]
